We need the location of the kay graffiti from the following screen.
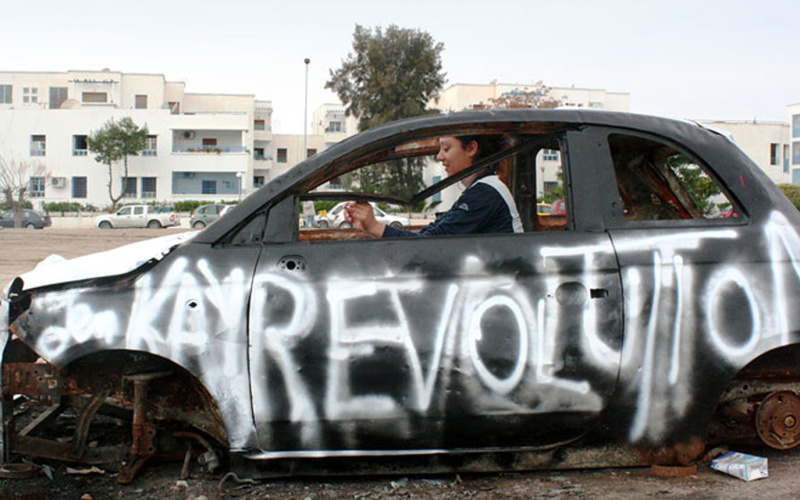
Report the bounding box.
[23,211,800,450]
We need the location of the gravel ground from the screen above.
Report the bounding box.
[2,228,800,499]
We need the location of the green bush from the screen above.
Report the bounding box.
[313,201,338,214]
[44,202,82,214]
[173,200,205,213]
[0,200,33,211]
[778,184,800,210]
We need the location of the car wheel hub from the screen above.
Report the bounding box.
[755,390,800,449]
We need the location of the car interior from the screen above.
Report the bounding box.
[295,130,570,242]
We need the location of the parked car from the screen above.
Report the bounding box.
[7,109,800,481]
[0,209,51,229]
[551,198,567,216]
[316,201,410,229]
[95,204,180,229]
[190,203,227,229]
[536,202,553,216]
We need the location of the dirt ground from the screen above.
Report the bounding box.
[2,228,800,499]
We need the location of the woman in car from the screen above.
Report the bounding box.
[345,135,523,238]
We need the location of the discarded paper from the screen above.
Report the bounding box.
[711,452,768,482]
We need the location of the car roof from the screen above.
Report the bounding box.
[195,109,743,244]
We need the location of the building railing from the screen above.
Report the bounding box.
[254,154,273,160]
[172,145,248,154]
[73,149,88,156]
[141,150,157,157]
[142,191,156,199]
[30,149,46,156]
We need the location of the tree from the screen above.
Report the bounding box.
[326,25,446,199]
[482,82,562,110]
[326,24,446,132]
[0,157,46,227]
[87,117,148,211]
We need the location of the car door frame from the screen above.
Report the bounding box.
[244,128,626,457]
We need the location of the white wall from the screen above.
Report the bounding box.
[699,120,790,184]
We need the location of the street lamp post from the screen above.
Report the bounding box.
[304,58,310,160]
[540,164,546,199]
[236,172,243,202]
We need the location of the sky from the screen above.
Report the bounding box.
[3,0,799,134]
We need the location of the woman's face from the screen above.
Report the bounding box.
[436,136,477,177]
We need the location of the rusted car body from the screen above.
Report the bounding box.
[3,109,800,480]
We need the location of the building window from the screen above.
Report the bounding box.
[23,87,38,104]
[254,148,265,160]
[143,135,157,156]
[73,135,88,156]
[794,115,800,139]
[253,176,265,188]
[328,121,342,132]
[30,177,45,198]
[202,138,217,151]
[122,177,137,198]
[82,92,108,103]
[72,177,87,198]
[770,143,779,165]
[141,177,157,198]
[794,142,800,166]
[254,119,266,130]
[329,177,342,189]
[135,95,148,109]
[307,149,317,158]
[277,148,287,163]
[543,149,559,161]
[0,85,11,103]
[30,135,46,156]
[785,145,790,173]
[202,180,217,195]
[49,87,68,109]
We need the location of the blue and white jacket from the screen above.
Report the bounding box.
[382,172,523,238]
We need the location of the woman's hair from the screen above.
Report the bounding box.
[455,135,506,162]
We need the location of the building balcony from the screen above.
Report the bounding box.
[172,145,248,154]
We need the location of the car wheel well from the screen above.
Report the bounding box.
[60,350,230,449]
[708,344,800,450]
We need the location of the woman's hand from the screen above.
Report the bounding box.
[344,202,385,238]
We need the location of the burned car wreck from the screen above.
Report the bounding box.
[4,109,800,481]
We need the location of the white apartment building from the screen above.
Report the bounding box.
[0,69,279,209]
[698,120,791,185]
[789,103,800,184]
[313,104,359,147]
[432,81,630,114]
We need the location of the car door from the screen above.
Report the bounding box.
[112,207,132,227]
[578,127,767,445]
[247,143,623,456]
[133,206,147,227]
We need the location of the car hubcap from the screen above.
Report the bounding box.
[755,390,800,449]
